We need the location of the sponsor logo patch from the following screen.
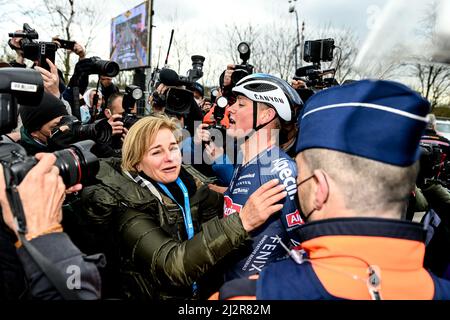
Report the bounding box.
[286,210,304,227]
[224,196,243,217]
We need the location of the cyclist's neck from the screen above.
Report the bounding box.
[241,129,277,165]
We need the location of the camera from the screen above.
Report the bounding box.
[123,85,143,114]
[8,23,58,71]
[53,38,76,51]
[303,38,335,64]
[0,68,44,135]
[0,68,99,188]
[51,115,113,147]
[74,56,120,77]
[208,96,228,130]
[294,64,337,89]
[121,85,144,129]
[220,42,254,90]
[158,88,193,117]
[121,114,139,130]
[294,38,337,90]
[179,55,205,84]
[232,42,254,86]
[0,139,99,188]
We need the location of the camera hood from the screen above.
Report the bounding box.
[0,68,44,106]
[164,88,193,116]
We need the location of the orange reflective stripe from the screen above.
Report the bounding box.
[226,296,257,300]
[208,292,220,300]
[304,235,435,300]
[220,108,230,128]
[203,107,215,124]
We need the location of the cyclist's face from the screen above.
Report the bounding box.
[227,95,254,138]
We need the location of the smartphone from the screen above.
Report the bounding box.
[38,42,57,71]
[55,38,76,50]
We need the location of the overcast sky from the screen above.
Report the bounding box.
[1,0,388,61]
[2,0,448,85]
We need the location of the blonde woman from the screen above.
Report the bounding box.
[81,114,287,300]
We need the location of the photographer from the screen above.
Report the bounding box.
[104,93,126,135]
[8,29,86,114]
[413,114,450,278]
[80,88,103,124]
[63,57,120,120]
[89,93,127,158]
[18,92,69,155]
[0,153,101,300]
[99,75,119,108]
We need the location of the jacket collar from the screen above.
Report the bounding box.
[296,218,427,270]
[20,126,47,149]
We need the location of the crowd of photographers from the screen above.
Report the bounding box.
[0,24,450,301]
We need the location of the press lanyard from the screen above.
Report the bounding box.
[157,178,198,295]
[157,178,194,239]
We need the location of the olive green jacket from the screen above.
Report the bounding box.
[81,158,249,300]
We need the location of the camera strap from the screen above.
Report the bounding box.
[5,185,82,300]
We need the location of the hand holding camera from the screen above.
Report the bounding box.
[52,38,86,59]
[291,79,307,90]
[223,64,235,87]
[108,114,124,136]
[194,123,211,145]
[34,58,60,98]
[8,30,25,64]
[8,24,57,72]
[0,153,67,241]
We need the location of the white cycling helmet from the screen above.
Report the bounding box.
[232,73,303,122]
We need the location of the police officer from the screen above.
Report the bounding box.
[215,80,450,300]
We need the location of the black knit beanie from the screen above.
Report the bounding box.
[19,92,68,132]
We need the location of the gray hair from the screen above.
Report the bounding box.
[301,149,419,218]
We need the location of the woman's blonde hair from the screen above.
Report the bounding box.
[121,113,179,172]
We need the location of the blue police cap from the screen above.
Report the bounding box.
[295,79,430,166]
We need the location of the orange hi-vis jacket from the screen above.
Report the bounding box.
[213,218,450,300]
[203,106,230,128]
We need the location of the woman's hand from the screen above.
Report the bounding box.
[239,179,287,232]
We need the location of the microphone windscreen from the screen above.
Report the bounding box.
[159,68,180,86]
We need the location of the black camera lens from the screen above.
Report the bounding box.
[5,140,99,188]
[89,57,120,77]
[165,88,192,116]
[70,118,112,145]
[0,93,18,136]
[54,140,99,186]
[102,61,120,77]
[122,114,139,129]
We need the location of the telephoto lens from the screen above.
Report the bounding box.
[89,56,120,77]
[2,140,99,188]
[71,118,113,145]
[53,140,99,187]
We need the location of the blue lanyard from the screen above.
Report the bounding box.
[157,178,198,295]
[157,178,194,239]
